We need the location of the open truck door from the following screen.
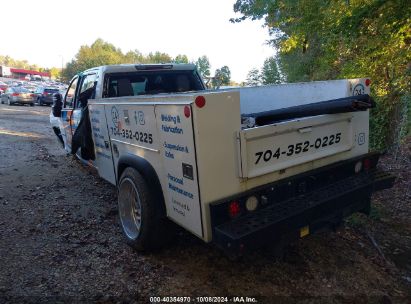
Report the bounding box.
[55,73,98,160]
[60,76,79,151]
[49,75,79,152]
[70,73,98,161]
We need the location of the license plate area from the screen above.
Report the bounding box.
[238,114,353,178]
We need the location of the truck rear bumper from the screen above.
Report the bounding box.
[212,168,395,256]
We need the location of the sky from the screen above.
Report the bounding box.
[2,0,275,82]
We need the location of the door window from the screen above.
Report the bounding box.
[75,74,97,108]
[64,77,78,108]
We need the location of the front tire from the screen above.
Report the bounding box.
[118,167,169,251]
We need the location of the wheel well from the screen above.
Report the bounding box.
[117,155,166,216]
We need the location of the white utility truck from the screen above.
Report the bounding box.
[50,64,394,255]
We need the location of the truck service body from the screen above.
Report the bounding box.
[51,64,394,255]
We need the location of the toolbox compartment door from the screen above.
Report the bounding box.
[238,114,353,178]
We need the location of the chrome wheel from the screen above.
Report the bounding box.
[117,167,172,251]
[118,177,142,240]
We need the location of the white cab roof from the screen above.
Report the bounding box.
[83,63,197,75]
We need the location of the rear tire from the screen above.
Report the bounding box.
[118,167,170,251]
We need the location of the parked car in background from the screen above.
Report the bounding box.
[1,87,35,106]
[24,85,37,93]
[35,87,60,106]
[58,88,67,97]
[0,81,8,94]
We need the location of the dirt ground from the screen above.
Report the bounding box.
[0,104,410,304]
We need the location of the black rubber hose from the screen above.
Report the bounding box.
[243,94,375,126]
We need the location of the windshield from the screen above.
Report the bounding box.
[15,87,30,93]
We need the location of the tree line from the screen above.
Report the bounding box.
[234,0,410,150]
[1,39,233,89]
[62,39,232,88]
[0,55,61,79]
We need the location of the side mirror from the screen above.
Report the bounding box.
[52,93,63,117]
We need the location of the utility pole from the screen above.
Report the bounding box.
[59,55,64,82]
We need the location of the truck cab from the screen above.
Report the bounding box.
[54,63,205,157]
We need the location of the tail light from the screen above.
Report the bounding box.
[184,106,191,118]
[12,93,19,96]
[195,96,206,108]
[43,92,48,96]
[30,94,36,97]
[363,159,371,171]
[228,201,241,218]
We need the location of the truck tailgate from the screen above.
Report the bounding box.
[238,113,353,178]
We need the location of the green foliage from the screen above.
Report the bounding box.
[62,60,80,82]
[49,67,61,80]
[261,57,283,85]
[61,39,124,81]
[195,56,211,78]
[345,213,367,228]
[123,50,146,63]
[369,205,382,221]
[76,38,124,69]
[346,205,382,227]
[173,54,189,64]
[0,55,41,71]
[370,93,411,151]
[245,57,283,86]
[61,39,188,82]
[233,0,411,150]
[245,68,262,86]
[212,66,231,88]
[146,52,172,64]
